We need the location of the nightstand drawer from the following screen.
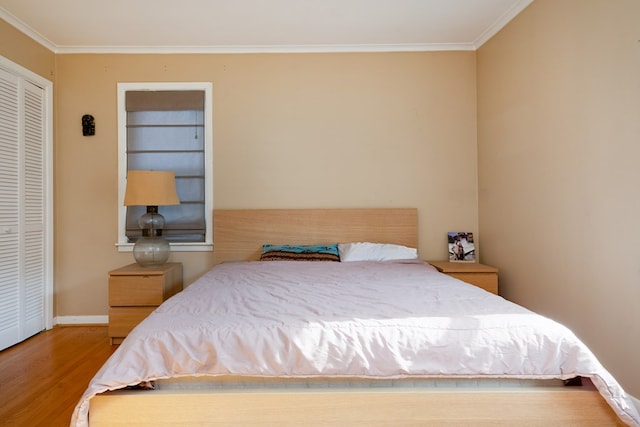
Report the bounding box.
[428,261,499,295]
[109,275,165,306]
[446,272,498,294]
[108,306,156,338]
[108,262,183,344]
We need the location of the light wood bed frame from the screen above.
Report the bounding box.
[90,208,625,426]
[212,208,419,264]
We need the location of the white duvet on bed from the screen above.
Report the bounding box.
[71,260,640,426]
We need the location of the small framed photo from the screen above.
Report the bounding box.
[448,232,475,262]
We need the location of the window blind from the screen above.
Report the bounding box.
[125,90,206,243]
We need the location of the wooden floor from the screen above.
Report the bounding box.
[0,326,116,427]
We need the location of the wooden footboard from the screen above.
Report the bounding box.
[89,387,624,426]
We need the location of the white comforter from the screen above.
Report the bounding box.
[72,260,640,426]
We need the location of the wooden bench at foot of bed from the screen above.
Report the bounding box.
[90,387,624,426]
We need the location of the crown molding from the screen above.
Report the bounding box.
[54,42,476,55]
[473,0,534,48]
[0,7,56,52]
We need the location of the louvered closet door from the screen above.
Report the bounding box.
[0,68,21,350]
[22,80,46,339]
[0,68,46,350]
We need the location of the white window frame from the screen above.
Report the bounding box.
[116,82,213,252]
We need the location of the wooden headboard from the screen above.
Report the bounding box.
[212,208,418,264]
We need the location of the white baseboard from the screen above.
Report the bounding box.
[54,315,108,325]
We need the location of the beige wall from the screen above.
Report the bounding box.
[2,0,638,401]
[54,52,478,317]
[478,0,640,396]
[0,19,54,80]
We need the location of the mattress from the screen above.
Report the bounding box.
[72,260,640,426]
[154,375,569,391]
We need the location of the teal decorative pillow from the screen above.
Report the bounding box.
[260,244,340,262]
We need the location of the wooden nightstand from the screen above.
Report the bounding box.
[108,262,183,344]
[428,261,499,294]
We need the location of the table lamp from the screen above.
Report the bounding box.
[123,170,180,267]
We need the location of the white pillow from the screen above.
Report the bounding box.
[338,242,418,262]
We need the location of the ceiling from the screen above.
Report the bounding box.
[0,0,533,54]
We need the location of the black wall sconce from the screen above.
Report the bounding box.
[82,114,95,136]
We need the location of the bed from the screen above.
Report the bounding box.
[72,208,640,426]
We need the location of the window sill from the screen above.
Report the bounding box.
[116,242,213,252]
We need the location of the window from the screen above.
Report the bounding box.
[117,82,213,252]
